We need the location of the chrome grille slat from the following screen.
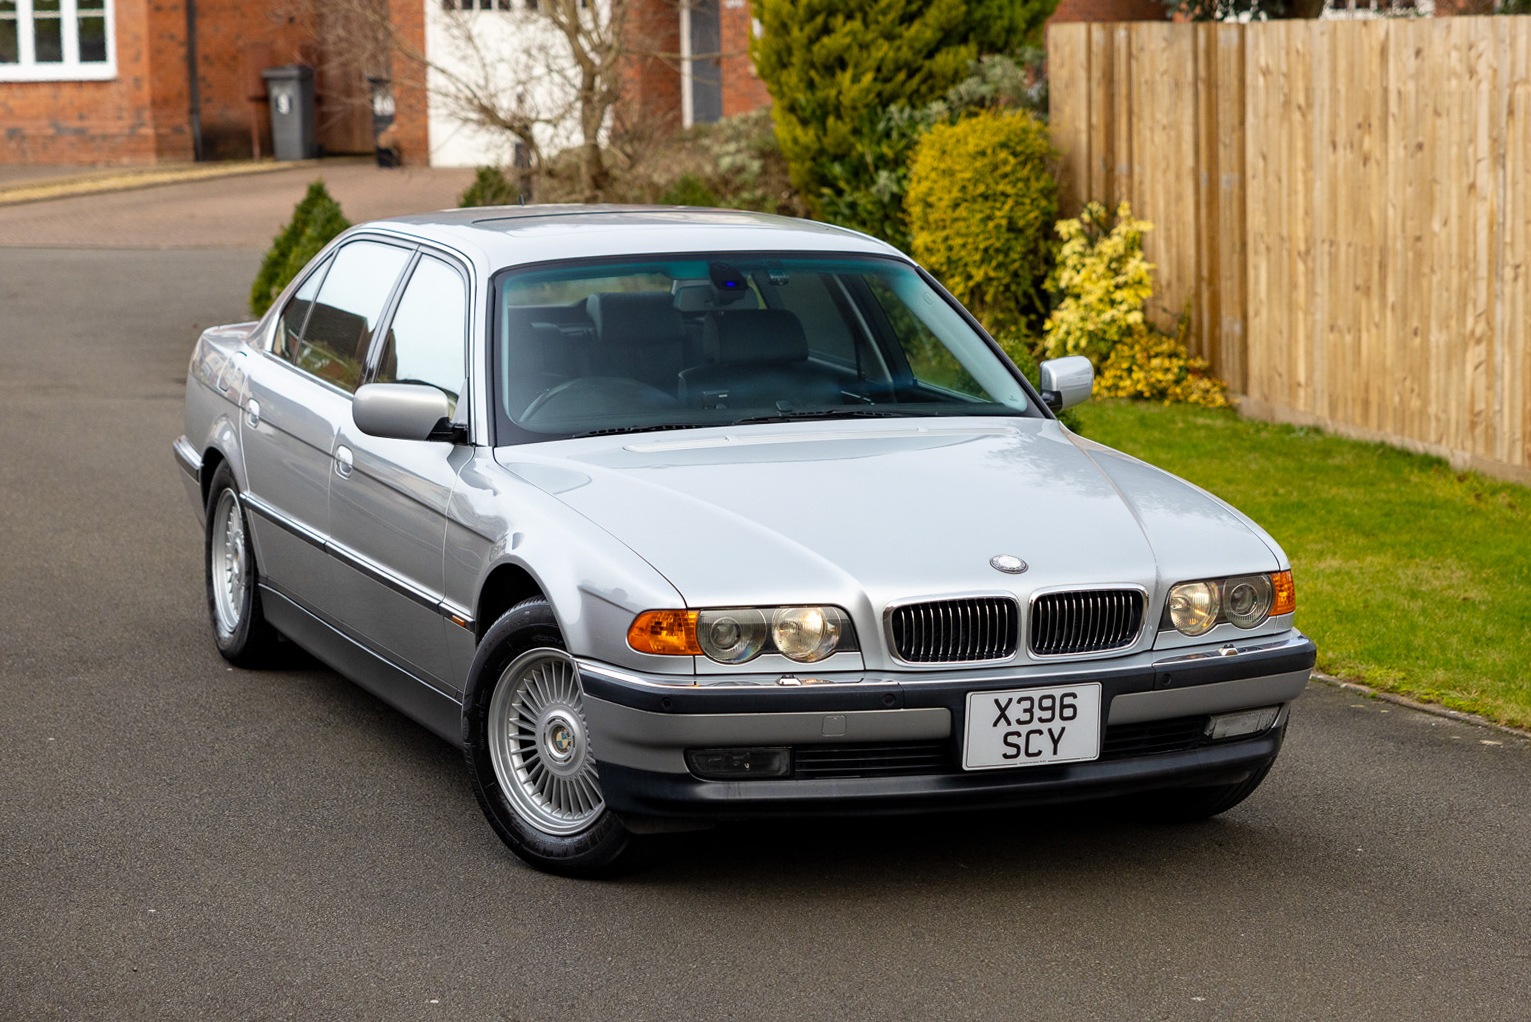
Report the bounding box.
[1029,589,1144,657]
[889,597,1018,664]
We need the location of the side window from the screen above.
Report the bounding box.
[273,255,331,361]
[291,240,412,392]
[864,273,988,399]
[375,255,469,418]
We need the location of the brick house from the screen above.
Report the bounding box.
[0,0,1171,170]
[0,0,771,168]
[0,1,396,165]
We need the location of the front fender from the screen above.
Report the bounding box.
[444,451,691,679]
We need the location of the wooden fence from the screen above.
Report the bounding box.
[1048,17,1531,484]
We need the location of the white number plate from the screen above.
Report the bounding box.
[962,683,1102,771]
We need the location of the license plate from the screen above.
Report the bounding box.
[962,683,1102,771]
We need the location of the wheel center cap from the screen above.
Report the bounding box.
[551,724,572,754]
[541,710,581,769]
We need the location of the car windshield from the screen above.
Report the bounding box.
[493,253,1036,440]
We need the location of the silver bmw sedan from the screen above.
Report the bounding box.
[174,206,1316,876]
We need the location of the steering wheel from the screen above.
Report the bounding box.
[519,377,679,425]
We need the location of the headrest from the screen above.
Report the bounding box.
[585,292,683,347]
[713,310,808,365]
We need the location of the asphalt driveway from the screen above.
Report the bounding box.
[1,179,1528,1019]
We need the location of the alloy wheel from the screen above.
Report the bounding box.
[487,649,605,836]
[209,488,247,637]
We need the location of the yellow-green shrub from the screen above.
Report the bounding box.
[1042,200,1153,365]
[907,110,1057,338]
[1044,200,1227,407]
[1096,325,1228,407]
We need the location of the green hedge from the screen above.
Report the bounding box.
[458,166,518,208]
[906,110,1057,340]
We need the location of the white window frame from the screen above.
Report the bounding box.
[0,0,117,82]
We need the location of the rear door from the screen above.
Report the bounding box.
[327,251,472,694]
[240,238,414,614]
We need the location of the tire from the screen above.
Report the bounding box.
[203,462,281,668]
[463,598,631,877]
[1134,758,1277,823]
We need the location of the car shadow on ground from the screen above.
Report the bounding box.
[270,655,1287,889]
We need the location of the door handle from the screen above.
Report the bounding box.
[334,445,354,479]
[245,399,261,429]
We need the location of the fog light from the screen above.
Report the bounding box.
[1205,706,1281,741]
[685,747,792,780]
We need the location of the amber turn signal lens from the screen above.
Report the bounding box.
[1271,570,1296,616]
[628,610,701,655]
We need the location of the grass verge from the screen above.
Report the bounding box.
[1072,400,1531,730]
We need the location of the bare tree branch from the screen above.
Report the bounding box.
[277,0,658,201]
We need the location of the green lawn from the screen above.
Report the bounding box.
[1072,400,1531,730]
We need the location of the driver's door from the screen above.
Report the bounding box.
[328,252,472,695]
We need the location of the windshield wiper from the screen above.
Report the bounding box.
[570,423,703,438]
[729,408,940,426]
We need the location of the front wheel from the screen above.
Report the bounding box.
[463,599,630,877]
[1135,758,1276,822]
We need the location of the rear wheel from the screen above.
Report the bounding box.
[203,462,280,667]
[463,598,630,877]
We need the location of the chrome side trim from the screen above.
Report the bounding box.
[172,436,202,482]
[440,600,476,630]
[1025,583,1150,661]
[241,492,327,550]
[578,658,698,689]
[1151,634,1308,667]
[326,538,441,612]
[244,493,467,625]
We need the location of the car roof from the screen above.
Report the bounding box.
[362,205,907,269]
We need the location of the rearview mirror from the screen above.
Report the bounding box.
[353,383,454,442]
[1038,356,1094,413]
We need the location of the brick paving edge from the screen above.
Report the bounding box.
[0,158,339,208]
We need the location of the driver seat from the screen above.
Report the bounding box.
[678,310,842,410]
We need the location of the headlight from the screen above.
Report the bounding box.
[1223,574,1274,628]
[697,608,769,663]
[770,606,842,663]
[1163,571,1295,636]
[629,605,857,664]
[1167,581,1220,635]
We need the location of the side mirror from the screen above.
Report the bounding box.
[1038,355,1094,413]
[353,383,454,441]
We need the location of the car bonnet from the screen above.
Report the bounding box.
[494,419,1273,612]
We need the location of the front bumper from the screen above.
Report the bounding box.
[578,631,1316,823]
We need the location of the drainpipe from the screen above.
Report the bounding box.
[185,0,203,161]
[680,1,693,130]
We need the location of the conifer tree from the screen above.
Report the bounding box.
[751,0,1051,243]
